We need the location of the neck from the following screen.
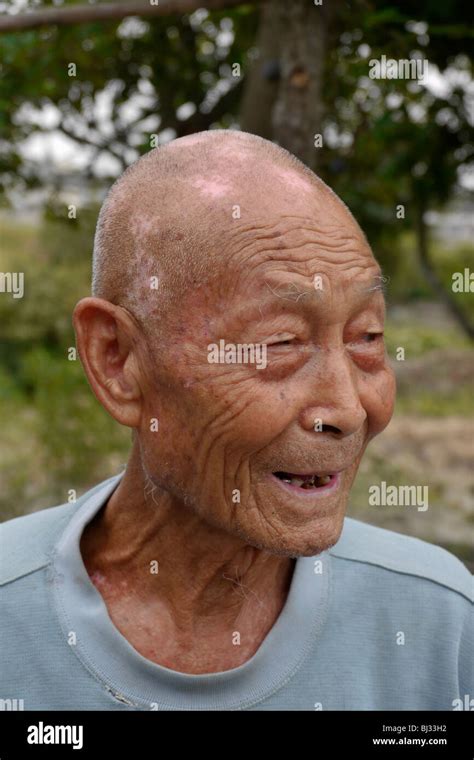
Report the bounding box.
[80,450,295,670]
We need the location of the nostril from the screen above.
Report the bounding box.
[321,424,341,435]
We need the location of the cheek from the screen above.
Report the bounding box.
[231,392,292,446]
[361,366,396,437]
[138,391,202,477]
[197,372,290,449]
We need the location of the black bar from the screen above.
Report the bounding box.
[0,710,472,757]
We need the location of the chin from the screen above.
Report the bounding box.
[237,510,346,559]
[288,517,346,558]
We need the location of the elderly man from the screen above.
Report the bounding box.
[1,131,472,711]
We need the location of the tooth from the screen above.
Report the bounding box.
[291,477,306,487]
[317,475,331,486]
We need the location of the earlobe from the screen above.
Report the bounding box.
[73,297,143,428]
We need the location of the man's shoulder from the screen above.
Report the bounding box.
[0,475,120,587]
[330,517,473,603]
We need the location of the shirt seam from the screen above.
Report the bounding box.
[328,551,473,603]
[0,562,49,587]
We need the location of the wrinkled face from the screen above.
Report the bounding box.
[136,194,396,557]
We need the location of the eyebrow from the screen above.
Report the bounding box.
[264,280,312,303]
[359,273,389,294]
[226,272,390,322]
[261,272,388,305]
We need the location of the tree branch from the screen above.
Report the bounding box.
[0,0,258,33]
[172,77,245,136]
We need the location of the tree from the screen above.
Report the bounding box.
[1,0,472,336]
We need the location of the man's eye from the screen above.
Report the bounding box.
[265,335,295,346]
[362,332,383,343]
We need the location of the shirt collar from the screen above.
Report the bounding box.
[52,472,331,710]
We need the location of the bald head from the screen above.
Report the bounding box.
[91,130,362,330]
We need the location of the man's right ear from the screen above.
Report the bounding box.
[72,297,143,428]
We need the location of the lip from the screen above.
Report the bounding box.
[274,471,332,479]
[269,471,342,498]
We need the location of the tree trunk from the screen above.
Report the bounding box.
[239,2,282,140]
[240,0,339,172]
[270,0,337,172]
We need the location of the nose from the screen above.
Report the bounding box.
[299,348,367,438]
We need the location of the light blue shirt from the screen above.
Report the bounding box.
[1,473,472,710]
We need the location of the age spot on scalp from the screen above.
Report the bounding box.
[272,166,314,194]
[192,178,232,198]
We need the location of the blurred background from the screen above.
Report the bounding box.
[0,0,473,568]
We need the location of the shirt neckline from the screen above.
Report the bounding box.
[52,473,331,710]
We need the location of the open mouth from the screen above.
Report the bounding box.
[273,471,336,490]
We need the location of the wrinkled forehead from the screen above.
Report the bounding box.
[209,202,375,295]
[174,214,380,331]
[118,155,375,323]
